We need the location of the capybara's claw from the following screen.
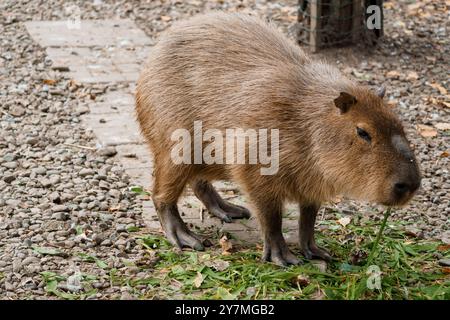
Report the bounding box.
[300,244,332,262]
[166,225,205,251]
[220,201,251,219]
[262,240,301,267]
[207,203,250,223]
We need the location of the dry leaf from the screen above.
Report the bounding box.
[292,274,310,288]
[439,101,450,108]
[434,122,450,131]
[437,244,450,251]
[108,204,121,212]
[440,151,449,158]
[417,124,438,138]
[43,79,56,85]
[337,216,351,228]
[160,15,172,22]
[193,272,204,288]
[205,259,230,271]
[219,235,233,255]
[429,83,448,95]
[406,71,419,81]
[386,70,400,79]
[442,267,450,274]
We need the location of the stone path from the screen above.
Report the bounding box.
[24,19,300,246]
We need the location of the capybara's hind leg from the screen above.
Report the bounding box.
[152,165,207,251]
[299,203,332,261]
[191,179,251,223]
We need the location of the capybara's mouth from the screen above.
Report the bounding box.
[380,192,417,207]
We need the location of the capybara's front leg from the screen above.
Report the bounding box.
[255,199,300,266]
[299,203,332,261]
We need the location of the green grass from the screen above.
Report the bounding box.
[130,214,449,300]
[38,209,449,300]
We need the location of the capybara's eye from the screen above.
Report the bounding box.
[356,127,371,142]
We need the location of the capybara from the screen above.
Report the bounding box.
[135,12,421,266]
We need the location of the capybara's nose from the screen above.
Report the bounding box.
[394,182,410,197]
[394,179,420,199]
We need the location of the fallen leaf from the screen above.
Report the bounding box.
[43,79,56,85]
[417,124,438,138]
[337,216,351,228]
[193,272,204,288]
[108,204,121,212]
[292,274,310,288]
[437,244,450,251]
[442,267,450,274]
[386,70,401,79]
[434,122,450,131]
[440,151,449,158]
[438,101,450,108]
[219,235,233,255]
[205,259,230,271]
[406,71,419,81]
[429,83,448,95]
[160,15,172,22]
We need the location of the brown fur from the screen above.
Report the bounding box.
[135,12,420,265]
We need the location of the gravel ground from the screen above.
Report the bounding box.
[0,0,449,299]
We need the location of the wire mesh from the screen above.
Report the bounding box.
[297,0,383,51]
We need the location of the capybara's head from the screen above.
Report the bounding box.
[316,86,421,206]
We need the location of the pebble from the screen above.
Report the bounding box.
[3,174,16,183]
[79,168,95,177]
[3,161,18,169]
[9,105,25,117]
[98,146,117,157]
[51,212,69,221]
[438,259,450,267]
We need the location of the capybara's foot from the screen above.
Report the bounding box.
[262,238,301,266]
[192,180,250,223]
[208,201,251,223]
[158,203,209,251]
[220,200,251,219]
[300,242,332,262]
[166,222,206,251]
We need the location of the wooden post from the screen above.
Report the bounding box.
[309,0,321,52]
[352,0,363,43]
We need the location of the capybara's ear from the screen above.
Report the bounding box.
[376,85,386,98]
[334,92,357,113]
